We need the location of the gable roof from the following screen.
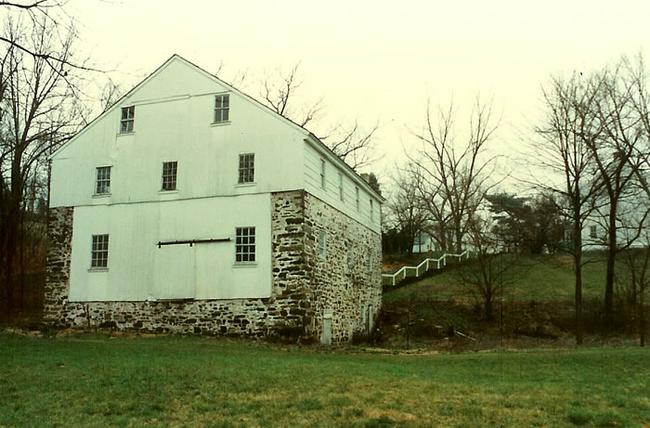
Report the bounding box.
[52,54,384,202]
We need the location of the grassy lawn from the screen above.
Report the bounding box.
[384,254,608,305]
[1,334,649,427]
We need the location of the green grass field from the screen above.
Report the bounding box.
[1,333,649,427]
[384,254,608,305]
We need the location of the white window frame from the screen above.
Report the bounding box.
[214,94,230,123]
[589,225,597,239]
[238,153,255,184]
[161,161,178,191]
[90,234,109,269]
[320,158,326,190]
[120,106,135,133]
[355,187,360,211]
[235,227,256,263]
[95,166,111,195]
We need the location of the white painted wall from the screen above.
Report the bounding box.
[51,55,382,302]
[303,141,381,234]
[68,193,272,301]
[51,57,305,208]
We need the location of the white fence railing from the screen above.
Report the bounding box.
[381,250,471,287]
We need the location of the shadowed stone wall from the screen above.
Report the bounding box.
[44,190,381,342]
[304,192,382,343]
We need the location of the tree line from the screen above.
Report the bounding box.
[384,56,650,345]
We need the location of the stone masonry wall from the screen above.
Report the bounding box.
[44,190,382,343]
[304,193,383,343]
[43,206,74,325]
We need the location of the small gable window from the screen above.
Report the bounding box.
[355,187,360,211]
[95,166,111,195]
[120,106,135,133]
[238,153,255,184]
[214,94,230,123]
[161,161,178,191]
[320,159,326,190]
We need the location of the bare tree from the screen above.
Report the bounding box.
[534,56,650,339]
[261,63,323,129]
[259,62,378,171]
[585,58,650,323]
[99,78,123,113]
[385,165,429,255]
[0,1,98,74]
[410,99,499,252]
[0,16,85,319]
[458,214,516,321]
[534,73,604,344]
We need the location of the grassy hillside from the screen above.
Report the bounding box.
[1,333,649,427]
[384,254,608,305]
[380,253,646,347]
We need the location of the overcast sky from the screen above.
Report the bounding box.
[66,0,650,187]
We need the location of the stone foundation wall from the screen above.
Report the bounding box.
[44,206,74,325]
[303,193,382,343]
[45,190,381,342]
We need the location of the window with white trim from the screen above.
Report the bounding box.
[91,234,109,268]
[370,199,374,221]
[589,225,597,239]
[120,106,135,133]
[320,159,326,190]
[338,172,344,201]
[355,187,360,211]
[214,94,230,123]
[95,166,111,195]
[235,227,256,263]
[238,153,255,184]
[161,161,178,191]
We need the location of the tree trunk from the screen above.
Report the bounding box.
[3,213,18,320]
[604,204,618,325]
[455,227,463,253]
[575,251,584,345]
[484,291,494,321]
[640,283,646,347]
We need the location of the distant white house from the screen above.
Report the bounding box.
[580,198,649,252]
[44,54,383,343]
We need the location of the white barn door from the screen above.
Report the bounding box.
[153,245,195,299]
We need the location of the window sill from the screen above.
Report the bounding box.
[92,193,111,198]
[159,189,179,194]
[117,131,135,137]
[233,262,257,268]
[235,182,256,188]
[88,267,108,272]
[211,121,231,127]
